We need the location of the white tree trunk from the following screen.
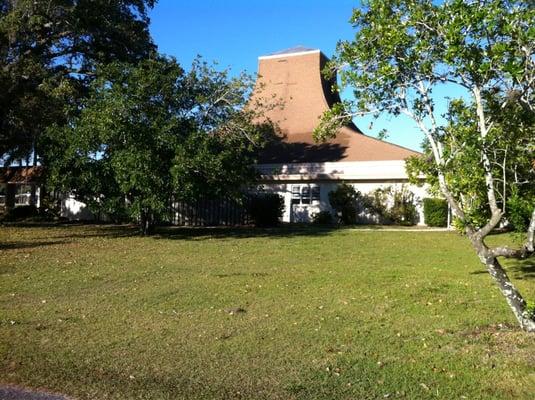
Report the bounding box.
[481,255,535,332]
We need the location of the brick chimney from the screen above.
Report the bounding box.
[251,47,346,136]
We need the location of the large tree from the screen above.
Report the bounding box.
[0,0,156,163]
[45,57,272,234]
[315,0,535,331]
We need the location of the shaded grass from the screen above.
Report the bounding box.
[1,225,534,399]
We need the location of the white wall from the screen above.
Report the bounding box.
[256,161,430,224]
[61,195,96,221]
[256,160,416,181]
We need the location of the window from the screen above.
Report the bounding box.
[292,185,303,205]
[311,186,320,201]
[301,186,310,204]
[291,184,320,205]
[15,184,32,206]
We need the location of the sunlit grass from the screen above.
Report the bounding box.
[1,224,534,399]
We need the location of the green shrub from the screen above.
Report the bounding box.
[423,198,448,227]
[328,184,358,225]
[361,186,418,225]
[312,210,333,225]
[360,188,388,218]
[389,189,418,226]
[248,193,284,227]
[2,205,39,221]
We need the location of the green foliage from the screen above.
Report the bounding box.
[423,198,448,227]
[407,96,534,232]
[388,188,418,226]
[1,205,38,221]
[360,186,418,226]
[313,101,353,142]
[526,301,535,320]
[248,193,284,227]
[311,211,333,225]
[45,57,271,234]
[507,183,534,233]
[328,184,417,226]
[328,184,358,225]
[0,0,156,163]
[359,188,388,219]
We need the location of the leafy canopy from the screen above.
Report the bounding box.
[0,0,156,163]
[45,56,273,233]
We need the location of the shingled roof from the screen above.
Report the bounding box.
[0,166,43,184]
[251,47,419,163]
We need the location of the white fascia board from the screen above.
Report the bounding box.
[258,49,321,60]
[255,160,410,181]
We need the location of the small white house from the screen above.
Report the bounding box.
[250,47,429,224]
[0,166,42,211]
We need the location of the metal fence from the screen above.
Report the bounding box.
[169,197,252,226]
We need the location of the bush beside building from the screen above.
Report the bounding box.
[423,198,448,227]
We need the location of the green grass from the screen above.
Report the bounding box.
[1,224,534,399]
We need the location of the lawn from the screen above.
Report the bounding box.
[1,224,534,399]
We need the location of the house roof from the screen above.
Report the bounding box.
[0,166,44,184]
[258,127,421,163]
[250,47,420,163]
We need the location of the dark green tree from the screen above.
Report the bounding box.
[46,57,272,234]
[0,0,156,163]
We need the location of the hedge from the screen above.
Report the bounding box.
[2,205,39,221]
[248,193,284,227]
[312,210,333,225]
[423,198,448,227]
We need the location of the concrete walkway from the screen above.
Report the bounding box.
[0,386,69,400]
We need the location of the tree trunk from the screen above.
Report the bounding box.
[481,255,535,332]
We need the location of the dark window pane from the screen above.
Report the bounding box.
[311,186,320,200]
[301,186,310,204]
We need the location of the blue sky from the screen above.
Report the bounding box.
[149,0,429,151]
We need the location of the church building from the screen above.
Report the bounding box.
[250,47,428,224]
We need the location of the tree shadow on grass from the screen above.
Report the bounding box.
[0,240,72,251]
[52,224,139,239]
[470,257,535,280]
[2,222,339,241]
[18,223,140,240]
[506,257,535,280]
[469,269,488,275]
[151,224,339,241]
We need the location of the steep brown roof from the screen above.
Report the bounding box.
[0,166,43,184]
[251,48,419,163]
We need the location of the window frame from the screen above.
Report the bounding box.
[291,184,320,205]
[14,184,32,206]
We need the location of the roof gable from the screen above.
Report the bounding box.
[250,47,420,163]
